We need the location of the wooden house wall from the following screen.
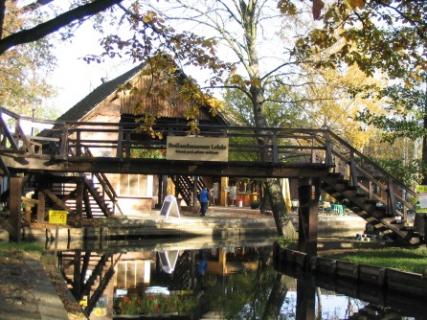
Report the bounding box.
[118,74,212,121]
[73,69,222,214]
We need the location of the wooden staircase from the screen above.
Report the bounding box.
[171,175,206,206]
[318,132,420,244]
[169,251,193,290]
[59,251,121,316]
[44,175,115,218]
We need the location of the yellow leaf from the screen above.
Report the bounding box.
[142,11,156,24]
[346,0,365,9]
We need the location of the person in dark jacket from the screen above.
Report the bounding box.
[199,187,209,217]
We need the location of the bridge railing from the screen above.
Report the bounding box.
[0,106,416,220]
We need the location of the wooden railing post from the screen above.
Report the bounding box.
[388,177,396,217]
[324,131,333,167]
[272,132,278,163]
[59,124,69,159]
[76,130,81,157]
[350,151,358,187]
[310,136,315,163]
[402,187,407,222]
[117,124,123,159]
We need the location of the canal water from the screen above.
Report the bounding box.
[56,238,423,319]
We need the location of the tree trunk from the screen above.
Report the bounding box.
[0,0,5,40]
[422,81,427,185]
[240,0,294,237]
[261,274,288,320]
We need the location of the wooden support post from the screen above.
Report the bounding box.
[75,181,84,217]
[162,175,168,203]
[157,175,163,208]
[192,176,198,207]
[37,190,46,222]
[296,274,316,320]
[298,178,320,255]
[72,250,82,299]
[9,176,23,241]
[220,176,228,206]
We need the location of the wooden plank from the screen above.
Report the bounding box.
[83,188,93,219]
[43,188,70,211]
[0,116,19,151]
[37,190,46,222]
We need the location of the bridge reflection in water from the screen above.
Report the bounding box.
[56,238,425,320]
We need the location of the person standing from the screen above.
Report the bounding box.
[199,187,209,217]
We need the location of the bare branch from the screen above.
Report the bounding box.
[202,84,252,99]
[217,0,241,25]
[261,60,305,81]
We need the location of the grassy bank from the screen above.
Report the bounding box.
[326,246,427,274]
[0,241,43,256]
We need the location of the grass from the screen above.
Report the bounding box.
[0,241,43,255]
[326,246,427,274]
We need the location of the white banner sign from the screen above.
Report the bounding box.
[166,136,229,161]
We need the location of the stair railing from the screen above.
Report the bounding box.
[320,130,416,221]
[82,146,124,216]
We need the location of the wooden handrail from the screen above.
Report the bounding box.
[326,130,415,197]
[0,106,416,203]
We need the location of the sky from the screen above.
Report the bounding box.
[42,0,318,118]
[44,23,135,115]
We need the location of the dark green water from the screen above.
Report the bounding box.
[56,238,423,319]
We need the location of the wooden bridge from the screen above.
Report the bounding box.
[0,106,421,245]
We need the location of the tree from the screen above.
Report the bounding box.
[300,64,384,149]
[224,83,310,128]
[296,0,427,183]
[148,0,331,236]
[0,1,55,115]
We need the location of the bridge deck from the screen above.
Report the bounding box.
[1,154,331,177]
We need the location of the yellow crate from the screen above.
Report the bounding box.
[48,210,68,225]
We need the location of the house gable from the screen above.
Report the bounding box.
[57,58,228,125]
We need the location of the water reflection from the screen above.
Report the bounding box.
[57,240,423,319]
